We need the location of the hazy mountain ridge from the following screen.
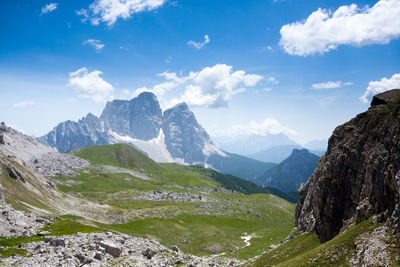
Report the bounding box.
[254,148,320,192]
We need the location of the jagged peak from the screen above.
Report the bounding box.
[132,91,159,105]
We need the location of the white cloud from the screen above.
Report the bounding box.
[312,81,352,90]
[13,101,35,108]
[267,77,279,84]
[171,64,263,108]
[41,3,58,15]
[280,0,400,56]
[126,64,262,108]
[77,0,166,26]
[360,73,400,103]
[188,35,210,49]
[82,39,105,51]
[68,68,114,103]
[232,117,297,137]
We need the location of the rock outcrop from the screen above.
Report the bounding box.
[295,89,400,242]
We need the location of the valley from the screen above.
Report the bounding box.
[0,125,295,266]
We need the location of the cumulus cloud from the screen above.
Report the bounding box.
[188,35,210,49]
[232,118,298,137]
[68,68,114,103]
[82,39,105,51]
[360,73,400,103]
[171,64,263,108]
[77,0,166,26]
[280,0,400,56]
[13,101,35,108]
[312,81,352,90]
[126,64,262,108]
[41,3,58,15]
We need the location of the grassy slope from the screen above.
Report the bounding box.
[253,218,400,266]
[46,144,297,259]
[75,144,296,202]
[75,144,161,171]
[0,155,65,213]
[0,143,296,261]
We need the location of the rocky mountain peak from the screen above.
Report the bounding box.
[295,89,400,242]
[99,92,162,140]
[162,102,211,163]
[290,148,311,157]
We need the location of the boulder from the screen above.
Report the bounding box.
[142,248,155,259]
[98,240,122,258]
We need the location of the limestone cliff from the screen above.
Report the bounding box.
[295,89,400,242]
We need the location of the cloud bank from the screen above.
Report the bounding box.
[130,64,263,109]
[280,0,400,56]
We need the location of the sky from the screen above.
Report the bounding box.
[1,0,400,145]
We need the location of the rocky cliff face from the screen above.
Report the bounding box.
[38,113,109,153]
[162,103,211,163]
[100,92,162,140]
[295,89,400,242]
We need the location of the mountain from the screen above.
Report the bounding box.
[254,149,320,192]
[213,133,299,156]
[248,145,302,163]
[296,89,400,243]
[206,151,276,182]
[39,92,272,180]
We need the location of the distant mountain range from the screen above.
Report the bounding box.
[214,133,326,164]
[254,148,320,192]
[38,92,274,180]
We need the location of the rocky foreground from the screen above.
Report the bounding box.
[1,232,242,267]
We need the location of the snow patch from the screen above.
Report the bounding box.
[109,129,179,163]
[202,142,228,158]
[240,233,255,247]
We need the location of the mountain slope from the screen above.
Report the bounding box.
[248,145,302,163]
[255,149,320,192]
[75,144,161,171]
[207,152,276,182]
[74,143,296,203]
[296,89,400,243]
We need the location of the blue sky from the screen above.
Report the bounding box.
[1,0,399,144]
